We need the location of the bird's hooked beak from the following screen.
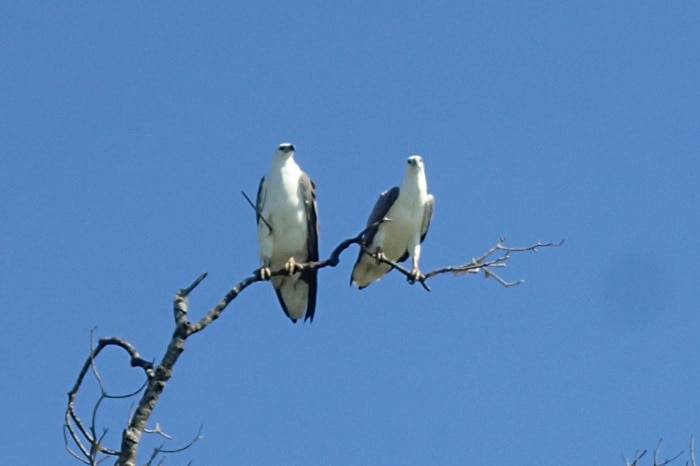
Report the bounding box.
[407,155,422,169]
[278,143,296,153]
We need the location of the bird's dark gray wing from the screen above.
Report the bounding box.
[299,172,319,322]
[420,194,434,243]
[255,176,267,227]
[349,187,400,279]
[273,288,296,323]
[362,187,400,246]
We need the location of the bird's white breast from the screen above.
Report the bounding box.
[264,161,309,264]
[374,170,426,254]
[375,195,424,259]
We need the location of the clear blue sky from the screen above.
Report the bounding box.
[2,2,699,464]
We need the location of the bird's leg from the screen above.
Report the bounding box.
[371,229,387,264]
[284,257,299,275]
[408,264,425,284]
[373,248,387,264]
[257,265,272,280]
[407,238,424,283]
[256,226,274,280]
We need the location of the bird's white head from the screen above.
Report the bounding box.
[274,142,296,160]
[402,155,428,192]
[406,155,424,171]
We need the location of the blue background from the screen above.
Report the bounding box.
[2,2,699,464]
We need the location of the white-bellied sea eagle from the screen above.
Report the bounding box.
[351,155,434,289]
[256,143,319,322]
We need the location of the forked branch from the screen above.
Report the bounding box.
[64,332,154,465]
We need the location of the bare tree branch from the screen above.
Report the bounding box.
[67,229,560,465]
[423,238,564,285]
[690,436,696,466]
[624,439,689,466]
[654,439,684,466]
[65,332,154,464]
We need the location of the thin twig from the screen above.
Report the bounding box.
[241,190,273,232]
[180,272,208,298]
[63,425,91,464]
[158,425,203,454]
[422,239,563,289]
[626,449,646,466]
[144,423,172,439]
[143,425,203,466]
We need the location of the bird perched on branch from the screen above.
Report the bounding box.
[351,155,434,289]
[255,143,319,322]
